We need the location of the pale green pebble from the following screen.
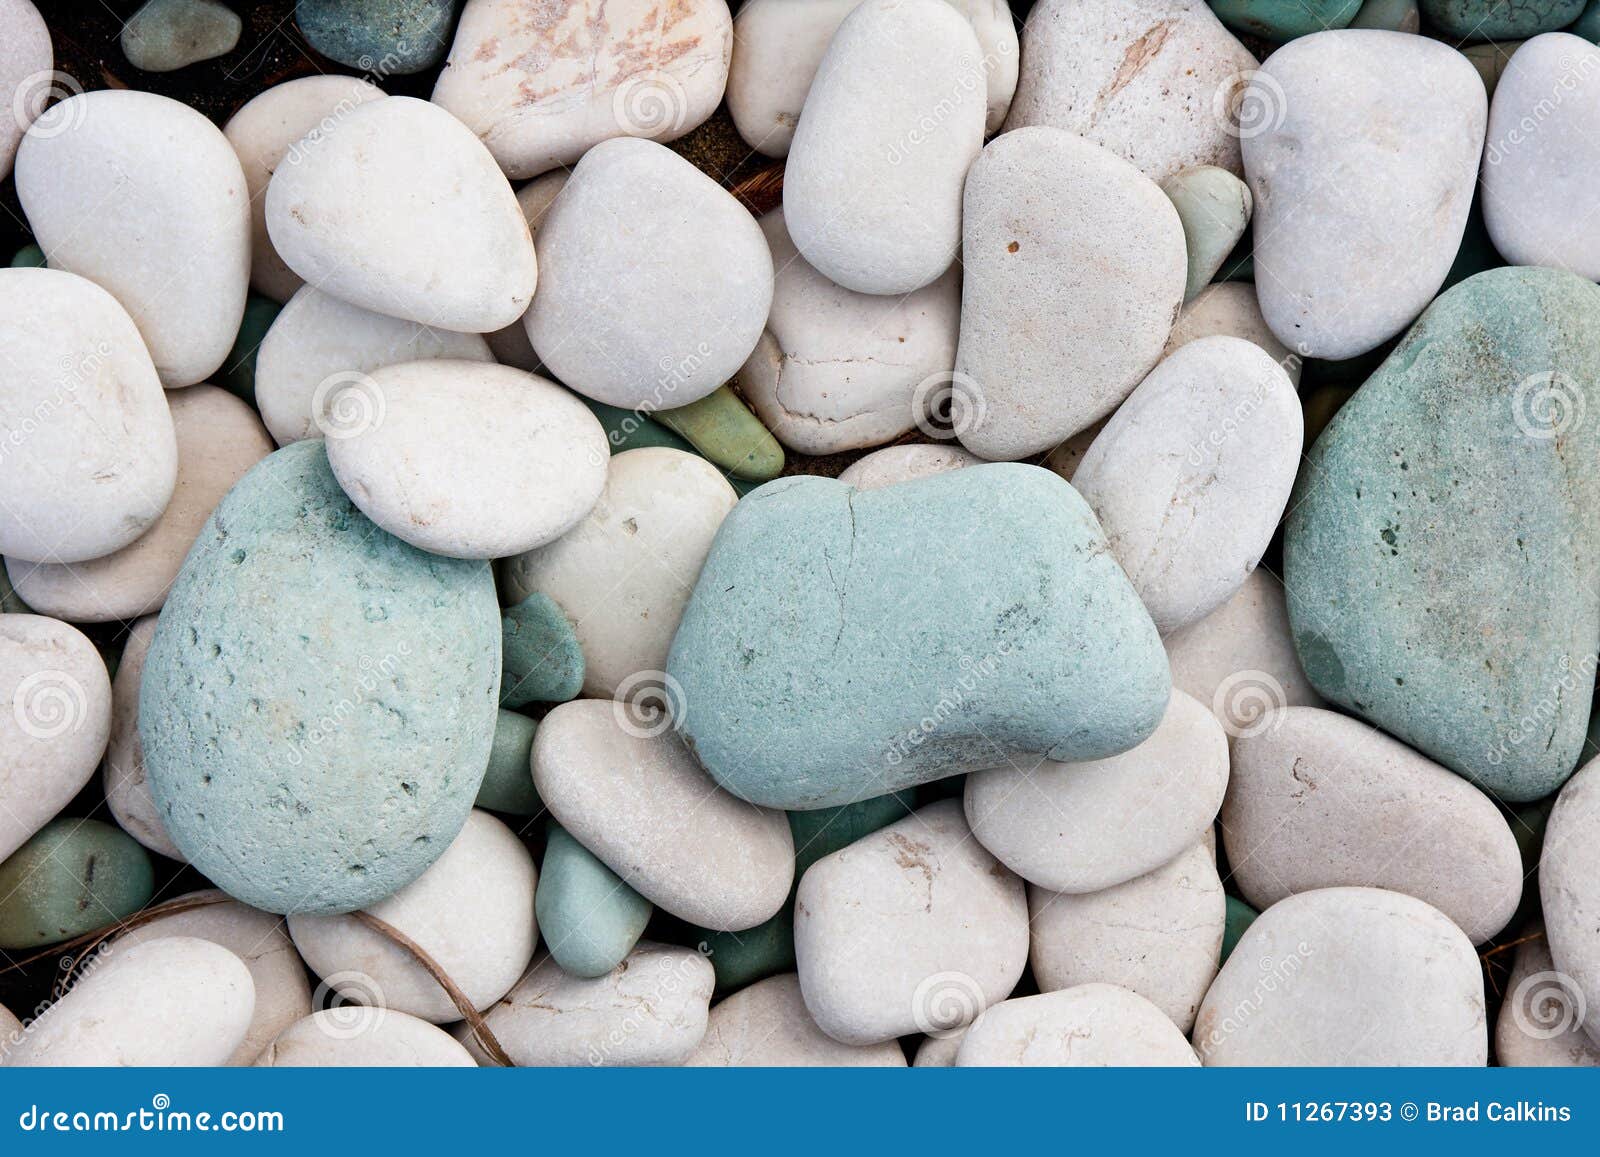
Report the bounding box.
[295,0,456,74]
[1160,166,1252,301]
[9,244,45,269]
[1350,0,1420,29]
[0,819,154,949]
[535,823,652,978]
[653,386,785,482]
[1221,896,1258,963]
[121,0,242,72]
[582,396,761,497]
[500,591,584,708]
[475,709,540,816]
[215,294,281,407]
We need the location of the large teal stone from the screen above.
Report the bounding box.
[536,823,652,978]
[0,819,154,949]
[1285,267,1600,801]
[1421,0,1584,38]
[1210,0,1361,39]
[141,440,500,915]
[668,464,1170,809]
[295,0,456,74]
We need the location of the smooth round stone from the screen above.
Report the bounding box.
[503,448,736,700]
[956,984,1199,1067]
[290,810,537,1022]
[955,127,1186,461]
[477,943,715,1066]
[1073,336,1302,633]
[222,75,386,303]
[140,441,500,915]
[113,890,312,1065]
[1221,896,1258,963]
[101,616,182,860]
[1542,758,1600,1046]
[265,96,536,333]
[654,387,784,482]
[1350,0,1421,29]
[258,1008,475,1066]
[0,0,50,181]
[1004,0,1257,182]
[1195,887,1486,1065]
[2,937,254,1067]
[9,386,272,623]
[1483,35,1600,281]
[1224,707,1521,944]
[536,823,652,979]
[431,0,731,179]
[534,700,794,931]
[324,360,607,560]
[783,0,984,295]
[255,285,492,446]
[0,614,112,863]
[499,592,583,708]
[525,138,770,410]
[1245,31,1486,360]
[965,690,1228,893]
[485,173,569,370]
[728,0,1016,156]
[1030,842,1224,1034]
[1496,921,1600,1066]
[476,709,539,815]
[0,269,177,565]
[670,465,1170,809]
[1423,0,1583,36]
[794,800,1027,1045]
[0,818,153,949]
[295,0,455,73]
[121,0,241,71]
[737,207,960,455]
[683,973,907,1066]
[837,445,983,491]
[17,90,250,388]
[214,294,281,405]
[1162,166,1252,301]
[1163,282,1301,385]
[1211,0,1360,38]
[1164,568,1323,735]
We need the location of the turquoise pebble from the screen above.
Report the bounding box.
[1421,0,1584,38]
[536,823,652,978]
[1210,0,1361,39]
[295,0,457,74]
[121,0,242,72]
[9,244,45,269]
[699,907,795,993]
[476,709,540,816]
[500,591,584,708]
[789,791,915,879]
[0,819,154,949]
[214,294,281,407]
[1221,896,1259,964]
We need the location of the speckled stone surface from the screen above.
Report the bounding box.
[295,0,455,73]
[668,464,1170,810]
[0,818,153,948]
[500,591,584,708]
[1284,267,1600,801]
[1210,0,1360,38]
[140,440,500,915]
[1420,0,1583,38]
[536,822,652,979]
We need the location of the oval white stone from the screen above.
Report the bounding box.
[256,1008,475,1067]
[1541,757,1600,1047]
[682,973,907,1066]
[956,984,1200,1066]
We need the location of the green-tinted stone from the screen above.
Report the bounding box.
[1286,267,1600,801]
[1211,0,1362,39]
[653,387,784,482]
[295,0,456,74]
[536,823,652,978]
[214,294,281,407]
[698,905,795,993]
[476,709,540,815]
[1350,0,1420,28]
[1161,166,1252,301]
[582,396,760,496]
[500,591,584,708]
[789,791,915,879]
[121,0,242,72]
[1576,0,1600,39]
[1221,896,1259,963]
[1422,0,1583,39]
[0,819,154,949]
[9,244,45,269]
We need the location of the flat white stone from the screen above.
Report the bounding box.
[16,90,250,387]
[265,96,537,333]
[837,445,984,491]
[1495,921,1600,1067]
[1541,757,1600,1047]
[485,173,570,372]
[783,0,985,295]
[682,973,907,1066]
[0,0,50,180]
[1244,30,1486,360]
[1163,282,1302,387]
[794,799,1028,1045]
[956,984,1200,1066]
[965,690,1228,893]
[101,614,182,860]
[256,1008,475,1067]
[431,0,732,179]
[955,126,1186,460]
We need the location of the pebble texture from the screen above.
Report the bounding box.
[536,823,652,979]
[956,984,1200,1066]
[476,709,539,815]
[1421,0,1584,37]
[295,0,455,74]
[836,445,983,491]
[1164,282,1300,385]
[683,973,907,1066]
[499,593,584,708]
[1211,0,1360,37]
[1162,166,1251,301]
[121,0,241,71]
[1541,758,1600,1047]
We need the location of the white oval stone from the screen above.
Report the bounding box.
[783,0,985,295]
[0,268,177,564]
[0,613,111,863]
[1004,0,1257,183]
[533,700,793,931]
[1072,335,1302,633]
[1223,707,1521,944]
[16,90,250,388]
[736,208,960,455]
[1541,757,1600,1047]
[484,173,570,372]
[955,126,1186,460]
[502,448,736,698]
[965,689,1228,893]
[525,137,771,410]
[265,95,537,333]
[222,75,386,303]
[1195,887,1487,1065]
[837,444,984,491]
[324,360,607,560]
[1163,282,1302,388]
[956,984,1200,1066]
[1495,921,1600,1067]
[101,614,182,860]
[257,1008,475,1067]
[8,386,272,622]
[1028,842,1224,1034]
[255,285,493,446]
[3,937,254,1067]
[431,0,733,179]
[794,799,1028,1045]
[113,891,312,1065]
[0,0,50,180]
[289,810,538,1023]
[682,973,907,1066]
[1244,30,1486,360]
